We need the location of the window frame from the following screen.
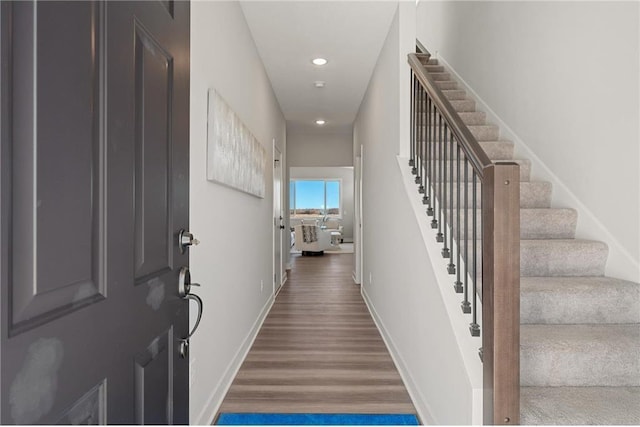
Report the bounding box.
[289,178,342,219]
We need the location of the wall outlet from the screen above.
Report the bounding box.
[260,279,264,291]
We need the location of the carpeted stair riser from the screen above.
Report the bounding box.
[442,89,467,100]
[521,277,640,324]
[444,181,552,208]
[429,72,450,81]
[421,124,500,141]
[520,208,577,239]
[448,99,476,112]
[425,65,445,72]
[520,386,640,425]
[448,208,576,240]
[434,80,458,90]
[465,239,607,277]
[417,111,486,125]
[428,159,531,182]
[521,324,640,386]
[520,239,608,277]
[427,140,514,160]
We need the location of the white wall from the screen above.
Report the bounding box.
[417,1,640,281]
[290,167,355,241]
[287,129,354,167]
[190,2,286,424]
[354,5,476,424]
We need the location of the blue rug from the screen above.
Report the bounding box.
[216,413,420,425]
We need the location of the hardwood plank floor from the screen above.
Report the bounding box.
[218,253,416,415]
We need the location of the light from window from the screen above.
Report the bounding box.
[290,179,340,218]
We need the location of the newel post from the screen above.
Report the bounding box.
[482,163,520,425]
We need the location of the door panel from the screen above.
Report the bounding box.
[135,329,173,425]
[133,21,174,282]
[9,0,105,332]
[1,1,190,424]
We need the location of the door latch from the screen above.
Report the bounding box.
[178,229,200,254]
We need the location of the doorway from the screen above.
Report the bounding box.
[273,144,284,295]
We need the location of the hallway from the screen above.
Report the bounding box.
[218,253,416,415]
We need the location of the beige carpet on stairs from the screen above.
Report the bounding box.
[422,57,640,425]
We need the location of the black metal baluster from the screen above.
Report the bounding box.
[410,73,416,172]
[422,94,429,205]
[470,172,480,337]
[436,114,444,242]
[454,144,463,292]
[441,125,450,256]
[447,130,456,273]
[418,88,425,195]
[415,87,422,188]
[462,153,471,313]
[427,101,438,224]
[427,99,435,218]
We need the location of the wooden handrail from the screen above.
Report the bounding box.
[408,50,520,425]
[416,39,430,56]
[408,53,492,178]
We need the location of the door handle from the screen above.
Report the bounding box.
[279,225,285,230]
[178,266,204,358]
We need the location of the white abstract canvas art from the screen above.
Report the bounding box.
[207,89,266,198]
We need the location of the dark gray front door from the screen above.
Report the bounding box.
[0,1,190,423]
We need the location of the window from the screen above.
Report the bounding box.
[290,179,341,218]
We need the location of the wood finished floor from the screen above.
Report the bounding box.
[218,253,416,415]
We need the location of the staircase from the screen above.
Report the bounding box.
[424,57,640,425]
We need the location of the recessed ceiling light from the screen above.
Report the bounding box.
[314,81,325,88]
[315,119,326,125]
[312,58,328,66]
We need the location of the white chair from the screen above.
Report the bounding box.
[322,218,343,243]
[294,224,331,254]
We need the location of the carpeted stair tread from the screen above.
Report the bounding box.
[520,239,608,277]
[521,324,640,386]
[520,386,640,425]
[521,276,640,324]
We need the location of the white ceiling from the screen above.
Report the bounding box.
[240,1,398,133]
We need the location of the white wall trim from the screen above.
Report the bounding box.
[193,295,275,425]
[361,286,436,426]
[434,53,640,283]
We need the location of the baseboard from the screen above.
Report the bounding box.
[435,53,639,283]
[361,286,437,426]
[193,295,275,425]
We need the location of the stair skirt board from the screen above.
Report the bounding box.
[416,57,640,424]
